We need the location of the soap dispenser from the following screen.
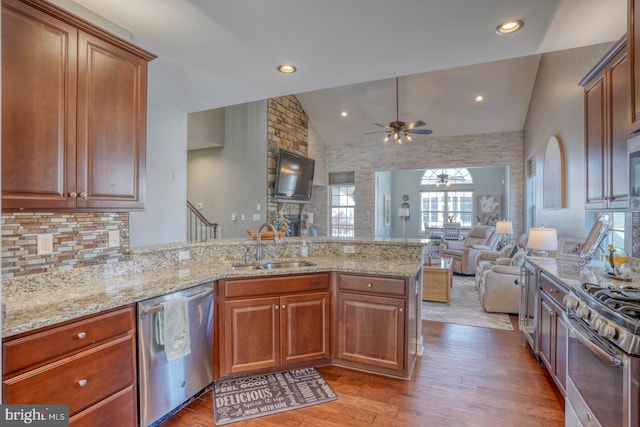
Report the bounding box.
[300,240,308,258]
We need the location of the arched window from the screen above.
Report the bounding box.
[420,168,473,186]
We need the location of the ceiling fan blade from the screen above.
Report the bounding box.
[373,123,392,129]
[405,120,426,130]
[408,128,433,135]
[363,131,388,135]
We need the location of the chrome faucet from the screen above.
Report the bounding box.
[256,222,279,261]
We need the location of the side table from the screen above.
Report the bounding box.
[423,256,453,303]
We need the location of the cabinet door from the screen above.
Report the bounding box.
[76,32,147,209]
[1,0,77,209]
[538,294,554,372]
[223,297,280,375]
[554,312,568,395]
[608,47,630,208]
[281,292,330,365]
[337,292,404,371]
[631,0,640,132]
[584,72,607,209]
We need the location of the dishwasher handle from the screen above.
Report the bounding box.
[140,288,212,316]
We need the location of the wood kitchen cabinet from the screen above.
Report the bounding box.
[537,273,568,397]
[335,273,419,379]
[2,305,137,426]
[630,0,640,133]
[581,37,630,210]
[1,0,155,210]
[217,273,330,378]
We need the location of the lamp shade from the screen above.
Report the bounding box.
[526,227,558,251]
[495,220,513,235]
[397,208,410,217]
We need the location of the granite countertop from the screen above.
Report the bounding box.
[3,255,423,337]
[526,256,640,291]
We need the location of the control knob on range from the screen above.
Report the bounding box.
[577,306,591,320]
[563,294,579,311]
[590,316,604,332]
[598,322,617,340]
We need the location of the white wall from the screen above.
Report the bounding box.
[187,101,268,238]
[523,42,613,238]
[130,99,188,247]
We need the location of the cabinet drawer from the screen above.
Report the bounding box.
[338,274,406,297]
[3,306,134,376]
[69,384,136,427]
[224,273,329,298]
[3,335,135,416]
[540,273,568,308]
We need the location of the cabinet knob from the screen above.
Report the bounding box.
[79,192,87,199]
[76,332,87,339]
[399,307,404,313]
[77,379,88,387]
[281,304,286,309]
[69,192,77,198]
[367,283,372,288]
[274,304,279,310]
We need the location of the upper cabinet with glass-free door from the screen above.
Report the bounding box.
[2,0,156,211]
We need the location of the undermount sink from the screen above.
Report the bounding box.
[230,261,316,270]
[261,261,316,269]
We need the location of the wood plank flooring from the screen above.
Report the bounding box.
[161,317,564,426]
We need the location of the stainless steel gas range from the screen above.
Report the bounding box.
[564,279,640,427]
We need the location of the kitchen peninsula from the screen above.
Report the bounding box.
[2,238,425,424]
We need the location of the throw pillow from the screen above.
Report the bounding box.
[500,244,516,259]
[510,248,526,267]
[509,245,518,258]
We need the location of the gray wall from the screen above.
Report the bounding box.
[523,42,613,238]
[130,100,188,247]
[187,101,268,238]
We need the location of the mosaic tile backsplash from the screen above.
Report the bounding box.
[2,212,129,278]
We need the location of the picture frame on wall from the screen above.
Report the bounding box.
[556,237,585,261]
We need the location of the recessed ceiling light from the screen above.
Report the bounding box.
[495,19,523,35]
[341,111,348,117]
[475,95,484,102]
[277,64,297,74]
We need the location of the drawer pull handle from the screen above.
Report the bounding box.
[77,379,88,387]
[367,283,372,288]
[76,332,87,339]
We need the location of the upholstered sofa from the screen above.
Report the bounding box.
[439,225,500,275]
[475,232,529,314]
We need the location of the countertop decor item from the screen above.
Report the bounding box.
[246,230,286,240]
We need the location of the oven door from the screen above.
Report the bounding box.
[566,315,638,427]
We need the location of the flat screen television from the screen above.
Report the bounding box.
[274,149,315,201]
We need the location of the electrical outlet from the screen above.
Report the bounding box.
[36,234,53,255]
[108,230,120,248]
[253,214,261,221]
[343,245,355,254]
[179,250,190,261]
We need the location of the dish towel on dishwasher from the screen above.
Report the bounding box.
[156,297,191,361]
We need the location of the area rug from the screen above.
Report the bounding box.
[213,367,337,425]
[422,275,514,330]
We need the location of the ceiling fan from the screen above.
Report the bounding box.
[436,171,465,186]
[364,77,433,143]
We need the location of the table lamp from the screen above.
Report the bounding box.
[495,220,513,251]
[526,226,558,257]
[398,208,410,239]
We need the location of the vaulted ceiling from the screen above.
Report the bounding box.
[70,0,627,146]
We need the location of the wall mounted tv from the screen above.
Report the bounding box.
[274,149,315,201]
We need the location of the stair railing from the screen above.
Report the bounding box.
[187,201,218,241]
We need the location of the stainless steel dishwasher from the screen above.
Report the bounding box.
[137,282,214,427]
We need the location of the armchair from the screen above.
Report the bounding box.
[439,225,499,275]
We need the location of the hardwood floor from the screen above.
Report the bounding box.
[161,317,564,426]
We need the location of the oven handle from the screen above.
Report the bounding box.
[568,315,623,367]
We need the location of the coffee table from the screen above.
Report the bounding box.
[422,256,453,303]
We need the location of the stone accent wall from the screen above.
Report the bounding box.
[266,95,310,232]
[323,131,525,238]
[2,212,129,278]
